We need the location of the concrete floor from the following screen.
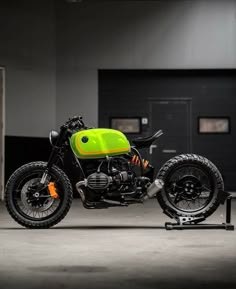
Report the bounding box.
[0,199,236,289]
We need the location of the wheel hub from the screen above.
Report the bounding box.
[21,178,54,212]
[175,175,202,201]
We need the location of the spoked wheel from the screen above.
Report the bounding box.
[5,162,73,228]
[157,154,224,221]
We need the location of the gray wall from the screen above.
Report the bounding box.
[1,0,236,136]
[0,0,56,137]
[56,0,236,129]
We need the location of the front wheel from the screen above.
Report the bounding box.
[156,154,224,221]
[5,162,73,228]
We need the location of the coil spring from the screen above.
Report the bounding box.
[131,155,149,170]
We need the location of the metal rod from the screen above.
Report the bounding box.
[165,223,232,230]
[226,195,232,224]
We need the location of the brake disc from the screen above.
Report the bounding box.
[21,178,54,212]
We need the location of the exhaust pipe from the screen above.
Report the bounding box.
[76,180,87,202]
[77,178,163,202]
[143,179,164,200]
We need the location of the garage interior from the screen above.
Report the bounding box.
[1,0,236,289]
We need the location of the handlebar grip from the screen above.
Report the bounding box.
[67,115,82,120]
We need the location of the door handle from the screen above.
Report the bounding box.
[149,144,157,155]
[162,149,177,154]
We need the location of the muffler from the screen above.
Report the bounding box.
[143,179,164,200]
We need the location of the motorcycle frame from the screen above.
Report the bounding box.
[45,123,155,184]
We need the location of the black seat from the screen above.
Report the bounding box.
[132,130,163,149]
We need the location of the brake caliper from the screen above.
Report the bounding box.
[48,182,59,199]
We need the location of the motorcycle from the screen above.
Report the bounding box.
[5,116,225,228]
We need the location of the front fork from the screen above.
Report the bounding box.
[40,171,49,185]
[40,126,67,185]
[39,147,60,185]
[38,146,62,199]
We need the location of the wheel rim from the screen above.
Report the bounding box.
[164,164,215,213]
[13,170,64,221]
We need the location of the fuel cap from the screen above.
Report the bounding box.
[81,136,89,143]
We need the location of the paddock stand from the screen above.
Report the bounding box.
[164,193,234,231]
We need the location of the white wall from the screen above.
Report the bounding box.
[56,0,236,128]
[0,0,56,137]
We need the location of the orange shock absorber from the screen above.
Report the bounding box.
[131,155,137,164]
[131,155,149,170]
[48,182,59,199]
[143,159,149,170]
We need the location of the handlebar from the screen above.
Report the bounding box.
[62,115,86,131]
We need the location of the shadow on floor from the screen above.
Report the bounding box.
[29,265,110,273]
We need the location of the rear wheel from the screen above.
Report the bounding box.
[5,162,73,228]
[157,154,224,221]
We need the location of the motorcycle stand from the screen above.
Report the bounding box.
[165,195,234,231]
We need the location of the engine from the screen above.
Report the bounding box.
[75,155,162,209]
[87,171,133,191]
[87,172,111,190]
[77,157,139,204]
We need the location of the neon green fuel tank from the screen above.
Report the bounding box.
[70,128,131,159]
